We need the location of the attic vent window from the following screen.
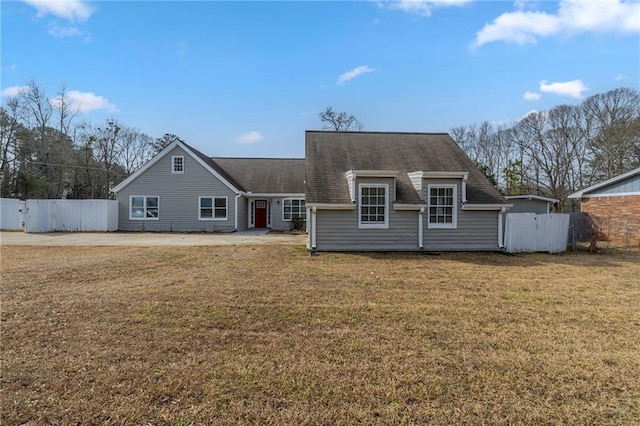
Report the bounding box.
[172,156,184,174]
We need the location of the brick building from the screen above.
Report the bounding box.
[569,167,640,244]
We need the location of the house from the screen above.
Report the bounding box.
[505,195,559,214]
[112,140,305,232]
[568,167,640,243]
[305,131,511,251]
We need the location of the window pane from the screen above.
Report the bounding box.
[214,209,226,219]
[200,197,212,208]
[147,208,159,218]
[132,197,144,207]
[214,198,226,208]
[201,209,213,218]
[429,186,455,225]
[146,197,158,207]
[132,208,144,218]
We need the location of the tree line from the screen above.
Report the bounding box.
[451,87,640,211]
[0,81,180,199]
[2,82,638,209]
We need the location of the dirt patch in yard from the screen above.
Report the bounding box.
[1,245,639,424]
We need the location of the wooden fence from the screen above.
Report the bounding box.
[23,199,118,233]
[504,213,570,253]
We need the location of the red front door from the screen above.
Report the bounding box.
[255,200,267,228]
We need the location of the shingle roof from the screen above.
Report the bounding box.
[212,157,306,194]
[305,131,506,205]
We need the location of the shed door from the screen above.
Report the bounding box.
[255,200,267,228]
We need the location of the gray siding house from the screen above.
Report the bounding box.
[505,195,559,214]
[112,140,305,232]
[305,131,510,252]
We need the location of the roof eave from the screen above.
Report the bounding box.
[568,167,640,199]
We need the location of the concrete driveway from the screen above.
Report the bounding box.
[0,230,307,246]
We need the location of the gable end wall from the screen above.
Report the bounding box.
[116,146,239,232]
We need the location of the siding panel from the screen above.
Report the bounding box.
[316,209,419,251]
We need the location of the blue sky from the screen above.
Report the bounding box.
[2,0,639,158]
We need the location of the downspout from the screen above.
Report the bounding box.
[234,193,241,230]
[418,207,424,249]
[311,206,317,250]
[498,207,504,249]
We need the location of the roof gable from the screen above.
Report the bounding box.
[111,141,241,194]
[568,167,640,198]
[305,131,506,205]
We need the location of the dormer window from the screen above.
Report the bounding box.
[428,184,457,229]
[358,184,389,229]
[172,156,184,174]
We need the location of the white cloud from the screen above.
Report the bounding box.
[524,91,541,101]
[337,65,376,85]
[472,0,640,47]
[539,79,589,99]
[22,0,94,22]
[614,74,628,81]
[50,90,116,113]
[1,86,29,97]
[520,109,540,120]
[385,0,471,17]
[235,131,263,145]
[48,22,86,39]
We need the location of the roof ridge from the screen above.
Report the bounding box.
[305,130,450,135]
[212,156,305,160]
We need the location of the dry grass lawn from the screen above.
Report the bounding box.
[1,244,639,425]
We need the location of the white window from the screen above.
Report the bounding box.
[359,184,388,229]
[130,196,159,220]
[428,185,457,229]
[172,156,184,174]
[199,196,227,220]
[283,198,306,221]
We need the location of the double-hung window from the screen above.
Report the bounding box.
[359,184,388,229]
[172,156,184,174]
[199,196,227,220]
[428,185,457,229]
[283,198,306,221]
[130,196,159,220]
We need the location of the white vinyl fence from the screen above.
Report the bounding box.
[504,213,570,253]
[24,199,118,233]
[0,198,25,230]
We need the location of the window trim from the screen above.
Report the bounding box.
[358,183,389,229]
[282,198,306,222]
[427,184,457,229]
[171,156,184,174]
[129,195,160,220]
[198,196,228,221]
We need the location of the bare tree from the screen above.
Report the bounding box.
[582,87,640,180]
[151,133,183,155]
[319,107,364,131]
[118,127,154,174]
